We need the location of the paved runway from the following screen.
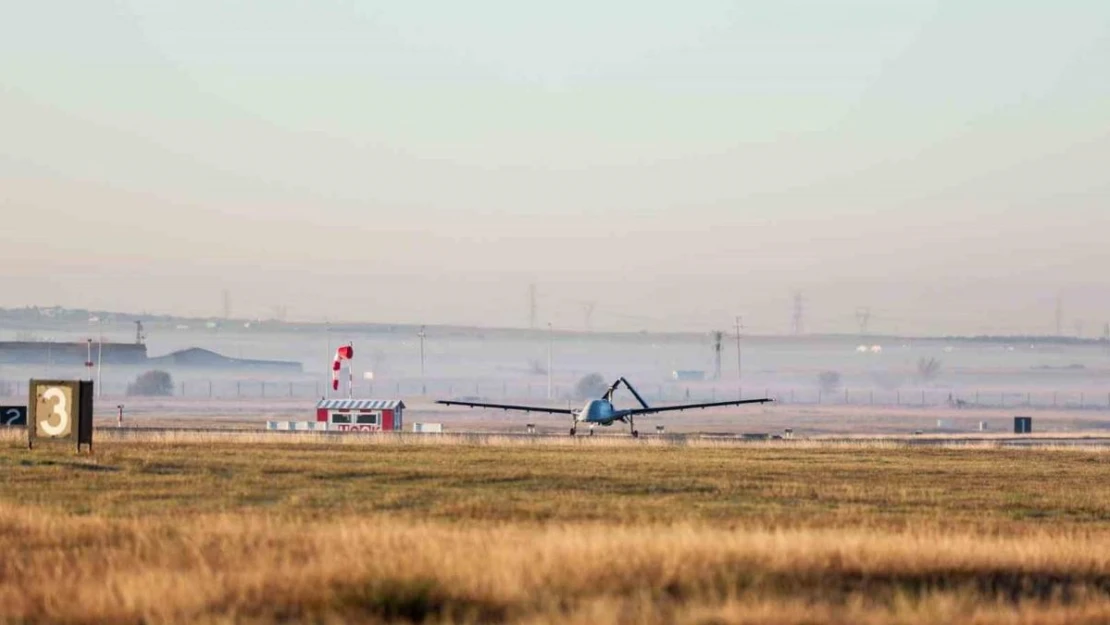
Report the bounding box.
[87,426,1110,447]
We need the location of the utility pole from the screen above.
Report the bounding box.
[581,301,596,332]
[347,341,354,400]
[711,331,723,380]
[735,316,743,397]
[546,322,553,400]
[324,321,331,399]
[855,307,871,336]
[418,325,427,395]
[96,320,103,398]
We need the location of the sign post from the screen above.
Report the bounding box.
[1,406,27,426]
[27,380,94,453]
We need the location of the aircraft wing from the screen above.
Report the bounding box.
[627,398,773,416]
[436,400,576,415]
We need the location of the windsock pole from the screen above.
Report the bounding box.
[332,344,355,397]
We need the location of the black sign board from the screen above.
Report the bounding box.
[27,380,94,452]
[1,406,27,426]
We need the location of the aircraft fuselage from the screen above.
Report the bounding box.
[576,399,629,426]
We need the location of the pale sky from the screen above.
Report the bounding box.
[2,1,1108,334]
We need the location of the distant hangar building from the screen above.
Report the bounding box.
[148,348,301,373]
[0,342,301,372]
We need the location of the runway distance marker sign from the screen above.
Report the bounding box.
[27,380,94,452]
[0,406,27,426]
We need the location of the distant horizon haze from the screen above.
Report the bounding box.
[2,1,1108,335]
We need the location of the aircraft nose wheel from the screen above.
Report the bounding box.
[569,427,577,437]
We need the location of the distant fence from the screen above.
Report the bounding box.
[1,378,1108,410]
[765,388,1109,411]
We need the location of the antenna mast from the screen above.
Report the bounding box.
[711,330,723,380]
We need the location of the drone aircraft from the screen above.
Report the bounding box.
[437,377,773,437]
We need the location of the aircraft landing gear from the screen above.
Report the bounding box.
[632,430,640,438]
[629,416,639,439]
[569,427,577,437]
[589,424,596,436]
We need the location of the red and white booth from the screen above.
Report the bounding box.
[315,399,405,432]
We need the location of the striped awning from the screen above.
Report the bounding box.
[316,399,405,411]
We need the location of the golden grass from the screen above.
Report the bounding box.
[4,436,1110,623]
[5,508,1110,624]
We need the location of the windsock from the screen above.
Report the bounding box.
[332,344,354,391]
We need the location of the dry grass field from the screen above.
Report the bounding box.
[3,430,1110,623]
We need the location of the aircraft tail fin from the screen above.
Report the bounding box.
[619,377,650,409]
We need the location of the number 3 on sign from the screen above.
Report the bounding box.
[41,387,70,436]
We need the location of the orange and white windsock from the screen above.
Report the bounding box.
[332,344,354,391]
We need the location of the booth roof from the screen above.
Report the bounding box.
[316,399,405,410]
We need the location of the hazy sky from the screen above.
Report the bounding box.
[2,1,1108,334]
